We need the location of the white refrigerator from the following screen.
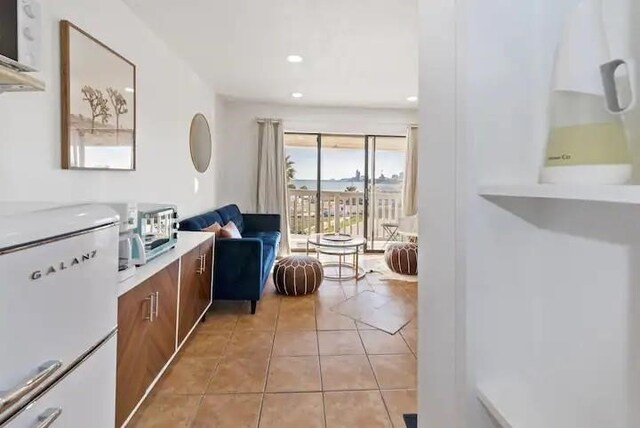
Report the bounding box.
[0,203,119,427]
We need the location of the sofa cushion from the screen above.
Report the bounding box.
[202,222,221,235]
[243,231,281,253]
[216,204,244,233]
[219,221,242,239]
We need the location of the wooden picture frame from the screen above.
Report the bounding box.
[60,20,136,170]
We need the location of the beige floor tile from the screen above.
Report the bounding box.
[210,300,246,314]
[129,394,200,428]
[359,330,412,355]
[356,321,377,331]
[207,355,270,393]
[235,310,278,331]
[266,356,322,392]
[370,284,411,298]
[191,394,262,428]
[277,308,316,331]
[273,331,318,356]
[259,393,325,428]
[318,331,365,355]
[381,390,417,428]
[342,284,374,298]
[225,331,274,358]
[369,354,417,389]
[280,296,316,311]
[400,329,417,355]
[320,355,377,391]
[359,310,410,335]
[316,309,357,331]
[181,331,231,358]
[154,356,218,395]
[324,390,392,428]
[199,313,239,332]
[403,318,418,331]
[258,297,282,313]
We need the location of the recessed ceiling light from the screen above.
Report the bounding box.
[125,87,135,93]
[287,55,303,63]
[291,92,303,99]
[407,96,418,102]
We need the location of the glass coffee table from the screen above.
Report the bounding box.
[306,233,367,280]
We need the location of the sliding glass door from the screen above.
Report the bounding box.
[366,135,407,251]
[285,132,405,252]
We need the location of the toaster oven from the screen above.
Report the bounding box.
[133,203,178,264]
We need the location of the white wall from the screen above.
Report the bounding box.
[0,0,221,218]
[215,99,417,211]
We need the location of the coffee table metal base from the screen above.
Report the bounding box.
[306,236,367,281]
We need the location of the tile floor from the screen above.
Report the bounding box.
[129,265,418,428]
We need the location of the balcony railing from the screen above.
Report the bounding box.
[288,189,403,249]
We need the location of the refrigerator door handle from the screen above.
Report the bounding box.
[0,360,62,414]
[36,408,62,428]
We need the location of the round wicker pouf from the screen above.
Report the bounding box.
[385,243,418,276]
[273,255,324,296]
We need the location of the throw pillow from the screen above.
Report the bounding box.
[202,222,221,235]
[219,221,242,239]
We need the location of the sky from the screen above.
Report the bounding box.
[286,147,405,180]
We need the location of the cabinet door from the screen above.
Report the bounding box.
[178,246,202,345]
[146,260,179,382]
[116,282,153,427]
[198,239,214,316]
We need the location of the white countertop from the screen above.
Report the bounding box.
[118,231,214,297]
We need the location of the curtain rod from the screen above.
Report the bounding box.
[256,118,282,124]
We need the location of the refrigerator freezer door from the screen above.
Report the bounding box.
[2,334,117,427]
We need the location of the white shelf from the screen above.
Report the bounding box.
[476,381,540,428]
[0,64,45,93]
[478,184,640,205]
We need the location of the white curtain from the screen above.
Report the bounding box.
[402,125,418,217]
[256,119,291,256]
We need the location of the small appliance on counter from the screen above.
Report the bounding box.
[0,202,119,427]
[134,203,178,265]
[105,202,145,282]
[540,0,636,184]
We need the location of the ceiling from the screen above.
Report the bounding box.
[124,0,418,108]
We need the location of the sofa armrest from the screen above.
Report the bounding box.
[243,213,281,233]
[214,238,263,300]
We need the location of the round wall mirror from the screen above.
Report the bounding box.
[189,113,212,173]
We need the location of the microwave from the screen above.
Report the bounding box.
[0,0,41,71]
[133,203,178,264]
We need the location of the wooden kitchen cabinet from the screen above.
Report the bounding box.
[146,261,178,381]
[178,240,213,345]
[198,239,214,317]
[115,261,178,427]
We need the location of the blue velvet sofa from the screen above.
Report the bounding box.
[179,204,281,314]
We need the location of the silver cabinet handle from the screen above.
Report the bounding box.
[144,294,155,322]
[0,361,62,414]
[36,408,62,428]
[203,254,207,272]
[197,255,205,274]
[154,291,160,319]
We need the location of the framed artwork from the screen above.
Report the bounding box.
[60,20,136,170]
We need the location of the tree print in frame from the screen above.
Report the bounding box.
[60,20,136,170]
